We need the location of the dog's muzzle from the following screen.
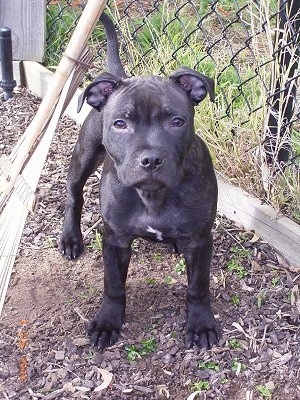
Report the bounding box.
[139,152,165,172]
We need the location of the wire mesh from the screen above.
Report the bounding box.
[45,0,300,219]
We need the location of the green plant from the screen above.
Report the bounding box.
[89,230,102,251]
[286,290,292,301]
[125,337,157,362]
[146,277,157,286]
[198,361,220,371]
[45,3,105,67]
[228,338,241,349]
[271,275,280,286]
[45,237,55,248]
[153,253,163,262]
[140,337,157,355]
[231,358,246,374]
[135,4,198,55]
[164,275,174,285]
[227,259,248,278]
[229,245,251,259]
[192,380,210,391]
[256,385,272,398]
[175,257,186,275]
[230,295,241,306]
[257,291,267,308]
[125,344,141,362]
[46,4,80,67]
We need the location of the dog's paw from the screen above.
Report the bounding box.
[87,304,124,351]
[185,304,221,349]
[60,229,84,260]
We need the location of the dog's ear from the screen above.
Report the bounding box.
[77,73,120,112]
[169,67,214,104]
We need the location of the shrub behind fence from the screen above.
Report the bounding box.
[46,0,300,221]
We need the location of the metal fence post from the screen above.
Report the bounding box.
[264,0,300,166]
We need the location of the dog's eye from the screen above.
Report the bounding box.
[171,117,185,127]
[113,120,127,129]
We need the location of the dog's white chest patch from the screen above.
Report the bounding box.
[147,225,163,241]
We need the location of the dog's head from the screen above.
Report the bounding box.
[78,68,214,191]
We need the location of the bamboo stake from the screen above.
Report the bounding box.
[0,0,107,195]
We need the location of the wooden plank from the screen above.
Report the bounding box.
[22,61,54,99]
[0,0,46,62]
[23,61,300,268]
[217,175,300,268]
[23,61,91,124]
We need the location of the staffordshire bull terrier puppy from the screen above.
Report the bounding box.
[60,13,220,350]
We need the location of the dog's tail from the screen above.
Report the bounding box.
[100,13,127,79]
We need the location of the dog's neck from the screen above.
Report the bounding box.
[136,188,168,212]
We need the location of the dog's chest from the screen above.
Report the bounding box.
[130,209,193,242]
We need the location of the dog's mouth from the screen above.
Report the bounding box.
[134,180,165,191]
[117,161,181,191]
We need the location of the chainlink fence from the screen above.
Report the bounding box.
[46,0,300,221]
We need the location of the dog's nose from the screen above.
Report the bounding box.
[139,154,164,171]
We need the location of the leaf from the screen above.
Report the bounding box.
[63,382,76,393]
[94,368,113,392]
[291,285,300,310]
[72,337,90,346]
[250,234,260,243]
[74,386,91,392]
[157,385,170,398]
[269,352,292,366]
[251,260,262,271]
[187,391,202,400]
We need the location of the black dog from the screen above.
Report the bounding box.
[60,13,220,350]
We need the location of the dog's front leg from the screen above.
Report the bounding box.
[182,234,220,349]
[60,135,105,259]
[88,225,132,350]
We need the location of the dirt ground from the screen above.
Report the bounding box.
[0,89,299,400]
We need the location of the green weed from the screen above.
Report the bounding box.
[45,237,55,248]
[256,385,272,398]
[229,245,251,259]
[228,338,241,349]
[227,259,248,279]
[125,337,157,362]
[230,295,241,306]
[198,360,220,371]
[125,344,141,362]
[175,257,186,275]
[139,337,157,355]
[153,253,163,262]
[164,275,174,285]
[271,275,280,286]
[257,291,267,308]
[146,277,157,286]
[231,358,246,374]
[192,380,210,391]
[88,230,102,251]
